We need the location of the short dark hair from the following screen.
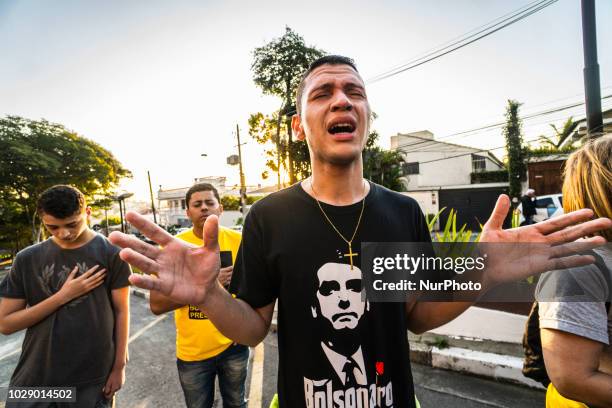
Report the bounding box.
[295,55,359,116]
[185,183,220,207]
[37,185,86,218]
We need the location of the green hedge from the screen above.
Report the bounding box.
[470,170,508,184]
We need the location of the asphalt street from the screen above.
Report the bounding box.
[0,294,546,407]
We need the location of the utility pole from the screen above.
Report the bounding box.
[104,208,109,237]
[581,0,603,138]
[118,200,125,233]
[236,124,247,216]
[147,171,157,224]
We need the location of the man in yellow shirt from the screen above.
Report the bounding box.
[150,183,247,408]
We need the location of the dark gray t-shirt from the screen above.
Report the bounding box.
[0,234,131,387]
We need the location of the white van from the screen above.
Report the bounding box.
[518,193,564,224]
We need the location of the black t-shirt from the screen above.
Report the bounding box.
[0,233,131,387]
[230,182,431,408]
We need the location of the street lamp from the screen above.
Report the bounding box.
[112,192,134,233]
[227,125,247,215]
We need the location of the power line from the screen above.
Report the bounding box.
[374,0,546,75]
[399,108,612,167]
[411,133,555,166]
[366,0,558,84]
[393,94,612,152]
[405,105,612,154]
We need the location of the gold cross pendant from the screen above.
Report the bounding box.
[344,243,358,270]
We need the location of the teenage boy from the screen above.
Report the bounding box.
[0,185,131,407]
[149,183,247,408]
[110,56,612,407]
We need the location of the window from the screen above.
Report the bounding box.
[535,197,557,217]
[403,162,419,175]
[181,199,186,210]
[472,154,486,172]
[535,197,554,209]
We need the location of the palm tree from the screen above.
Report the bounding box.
[537,117,579,150]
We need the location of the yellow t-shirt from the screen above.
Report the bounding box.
[546,383,589,408]
[173,226,242,361]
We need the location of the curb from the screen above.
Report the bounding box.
[272,317,542,390]
[410,341,545,390]
[131,287,150,300]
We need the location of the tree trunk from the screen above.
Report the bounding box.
[274,109,283,190]
[286,114,295,184]
[285,82,295,185]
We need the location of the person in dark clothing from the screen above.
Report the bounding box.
[521,188,537,225]
[0,185,131,408]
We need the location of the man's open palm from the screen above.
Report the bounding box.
[478,195,611,288]
[109,212,221,305]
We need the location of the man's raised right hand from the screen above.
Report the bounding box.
[109,211,221,306]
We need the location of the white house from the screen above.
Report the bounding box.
[390,130,504,191]
[391,130,508,230]
[157,176,273,228]
[157,176,227,227]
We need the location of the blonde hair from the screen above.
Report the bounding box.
[562,134,612,241]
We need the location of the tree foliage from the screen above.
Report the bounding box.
[220,195,262,211]
[0,116,131,251]
[98,215,122,228]
[536,117,579,150]
[248,111,313,181]
[250,26,324,184]
[362,131,406,191]
[248,111,286,180]
[220,195,240,211]
[503,100,526,202]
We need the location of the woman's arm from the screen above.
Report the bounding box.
[542,328,612,408]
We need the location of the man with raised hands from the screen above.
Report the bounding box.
[109,55,611,408]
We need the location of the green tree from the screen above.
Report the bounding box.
[251,26,324,185]
[220,195,240,211]
[536,117,579,150]
[0,116,131,249]
[503,100,526,202]
[98,215,121,228]
[248,111,287,181]
[362,130,406,191]
[0,196,31,253]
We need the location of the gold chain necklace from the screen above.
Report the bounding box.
[309,179,366,270]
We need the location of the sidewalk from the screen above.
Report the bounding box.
[138,286,541,391]
[412,306,544,390]
[271,304,543,390]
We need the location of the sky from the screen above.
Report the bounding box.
[1,0,611,201]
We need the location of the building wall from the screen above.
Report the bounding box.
[404,152,474,189]
[438,184,511,231]
[401,191,439,216]
[392,133,503,191]
[394,134,476,189]
[402,191,440,230]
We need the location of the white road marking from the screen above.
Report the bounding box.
[247,343,265,408]
[0,347,21,362]
[129,314,168,344]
